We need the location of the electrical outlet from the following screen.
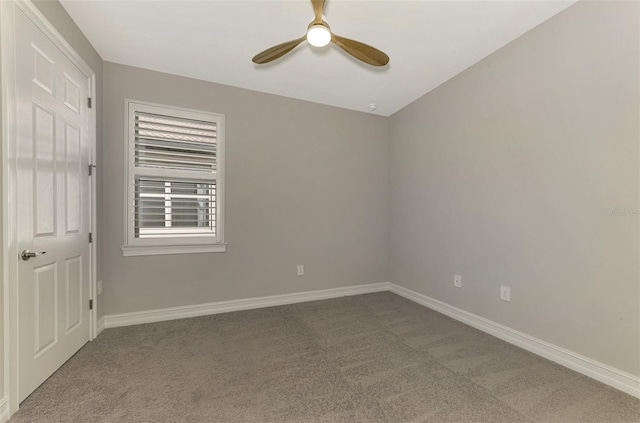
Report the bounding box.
[97,280,103,295]
[454,274,462,288]
[297,265,304,276]
[500,285,511,302]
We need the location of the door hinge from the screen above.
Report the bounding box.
[88,164,96,176]
[89,299,93,310]
[88,97,92,108]
[89,232,93,243]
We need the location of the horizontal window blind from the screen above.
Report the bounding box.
[134,178,216,238]
[134,112,217,172]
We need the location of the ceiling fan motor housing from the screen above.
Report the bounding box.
[307,21,332,47]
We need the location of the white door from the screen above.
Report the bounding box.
[15,8,92,402]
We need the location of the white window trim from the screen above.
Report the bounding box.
[121,99,226,256]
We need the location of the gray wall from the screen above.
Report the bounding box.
[102,62,389,315]
[389,1,639,376]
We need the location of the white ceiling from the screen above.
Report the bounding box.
[60,0,576,116]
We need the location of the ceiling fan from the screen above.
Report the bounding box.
[252,0,389,67]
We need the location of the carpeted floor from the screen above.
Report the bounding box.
[9,292,640,422]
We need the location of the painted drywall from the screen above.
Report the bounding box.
[102,62,389,315]
[389,0,639,376]
[31,0,105,319]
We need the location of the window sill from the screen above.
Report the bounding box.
[121,243,227,257]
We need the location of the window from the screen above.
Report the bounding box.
[121,100,225,256]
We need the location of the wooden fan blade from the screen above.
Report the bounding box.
[331,34,389,67]
[311,0,325,23]
[252,36,306,64]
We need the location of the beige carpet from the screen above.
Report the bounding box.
[9,292,640,422]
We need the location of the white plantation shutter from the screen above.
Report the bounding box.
[123,101,225,256]
[134,112,217,172]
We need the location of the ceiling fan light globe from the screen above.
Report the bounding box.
[307,25,331,47]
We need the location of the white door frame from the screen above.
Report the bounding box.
[0,0,98,417]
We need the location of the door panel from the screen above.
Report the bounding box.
[33,263,58,356]
[65,121,81,234]
[32,45,55,94]
[16,8,92,402]
[63,72,81,113]
[33,102,57,237]
[65,256,82,333]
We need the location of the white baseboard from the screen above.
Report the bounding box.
[97,317,105,335]
[0,397,9,423]
[100,280,639,399]
[388,283,640,399]
[104,282,390,329]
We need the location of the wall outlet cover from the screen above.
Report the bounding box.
[500,285,511,301]
[454,274,462,288]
